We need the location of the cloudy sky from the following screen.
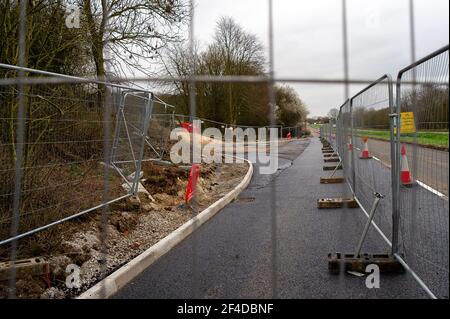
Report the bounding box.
[191,0,449,117]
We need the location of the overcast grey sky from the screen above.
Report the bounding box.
[192,0,449,117]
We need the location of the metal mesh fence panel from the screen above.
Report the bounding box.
[144,99,176,161]
[350,75,395,242]
[395,46,449,298]
[111,91,151,192]
[322,123,332,146]
[0,0,447,300]
[338,100,353,187]
[0,67,148,247]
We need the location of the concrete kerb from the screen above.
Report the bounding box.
[78,159,254,299]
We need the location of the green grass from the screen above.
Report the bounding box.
[355,129,449,148]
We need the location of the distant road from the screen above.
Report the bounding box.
[360,139,449,196]
[319,127,449,196]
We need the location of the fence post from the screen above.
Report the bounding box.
[350,98,356,194]
[391,75,400,255]
[132,93,154,195]
[354,192,385,257]
[110,92,125,166]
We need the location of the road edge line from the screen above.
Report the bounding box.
[77,160,253,299]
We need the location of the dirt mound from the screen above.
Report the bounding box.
[142,163,188,196]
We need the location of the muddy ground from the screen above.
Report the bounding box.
[0,162,248,299]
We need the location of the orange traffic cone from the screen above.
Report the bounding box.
[360,137,372,159]
[348,135,353,151]
[400,144,413,187]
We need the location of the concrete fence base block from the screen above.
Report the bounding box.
[324,158,340,163]
[323,165,342,171]
[328,253,405,274]
[0,257,49,282]
[317,198,358,209]
[320,177,345,184]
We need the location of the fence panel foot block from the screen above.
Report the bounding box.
[328,253,405,274]
[317,198,359,209]
[323,165,342,171]
[0,257,49,282]
[320,177,345,184]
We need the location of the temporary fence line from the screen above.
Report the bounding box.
[327,45,449,299]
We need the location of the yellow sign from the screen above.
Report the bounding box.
[400,112,416,134]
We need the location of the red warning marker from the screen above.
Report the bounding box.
[185,164,200,204]
[348,135,353,151]
[181,122,193,133]
[400,144,413,187]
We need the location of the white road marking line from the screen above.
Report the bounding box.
[352,148,447,199]
[416,180,448,200]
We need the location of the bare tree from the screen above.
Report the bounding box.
[327,108,339,120]
[209,17,266,124]
[163,41,201,114]
[81,0,190,78]
[162,17,269,124]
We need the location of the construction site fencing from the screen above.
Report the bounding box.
[350,74,395,242]
[324,45,449,299]
[0,64,156,246]
[394,45,449,299]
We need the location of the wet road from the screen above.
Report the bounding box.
[114,138,431,299]
[353,138,448,196]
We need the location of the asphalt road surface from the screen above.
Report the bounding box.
[354,138,449,196]
[113,138,437,299]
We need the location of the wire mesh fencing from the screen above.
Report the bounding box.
[351,75,395,242]
[281,126,304,139]
[145,98,176,162]
[0,65,151,247]
[320,122,333,150]
[111,91,152,194]
[395,45,449,298]
[0,0,448,301]
[321,45,449,299]
[337,100,352,187]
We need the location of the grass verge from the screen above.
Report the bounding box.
[355,129,448,148]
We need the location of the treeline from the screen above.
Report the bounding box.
[346,85,448,131]
[0,2,308,128]
[400,84,448,130]
[0,1,89,75]
[161,17,309,128]
[0,0,188,77]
